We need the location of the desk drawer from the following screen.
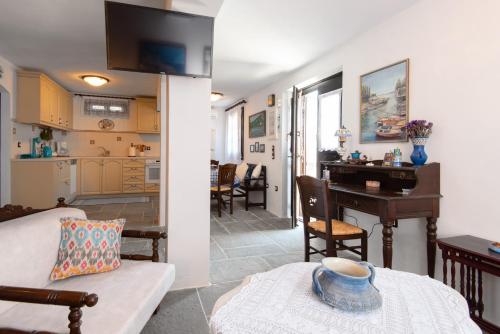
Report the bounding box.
[336,193,379,215]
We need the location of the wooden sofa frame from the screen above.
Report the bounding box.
[233,166,267,210]
[0,198,167,334]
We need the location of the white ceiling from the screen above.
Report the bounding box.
[0,0,418,106]
[212,0,418,107]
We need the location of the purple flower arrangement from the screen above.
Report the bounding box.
[404,120,433,139]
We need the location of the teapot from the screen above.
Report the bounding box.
[312,257,382,312]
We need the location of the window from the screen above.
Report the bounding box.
[83,97,129,118]
[225,106,242,162]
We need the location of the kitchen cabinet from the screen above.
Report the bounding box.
[102,160,123,194]
[11,159,72,208]
[80,159,102,195]
[17,71,73,130]
[80,159,123,195]
[136,98,160,133]
[122,159,145,193]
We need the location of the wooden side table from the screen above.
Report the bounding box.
[437,235,500,333]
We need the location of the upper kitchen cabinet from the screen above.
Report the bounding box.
[16,71,73,130]
[136,97,160,133]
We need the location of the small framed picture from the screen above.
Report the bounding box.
[254,141,259,148]
[250,145,255,152]
[260,144,265,153]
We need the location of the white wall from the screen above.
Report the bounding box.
[0,55,16,205]
[243,0,500,322]
[166,75,211,289]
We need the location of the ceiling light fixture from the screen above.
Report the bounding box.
[82,75,109,87]
[211,92,223,102]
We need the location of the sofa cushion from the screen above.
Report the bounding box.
[235,162,248,181]
[0,208,86,315]
[0,260,175,334]
[50,217,125,281]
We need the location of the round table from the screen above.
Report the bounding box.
[210,262,480,334]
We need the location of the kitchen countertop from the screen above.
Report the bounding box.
[12,156,160,162]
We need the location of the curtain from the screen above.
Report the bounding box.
[225,106,241,163]
[318,90,341,151]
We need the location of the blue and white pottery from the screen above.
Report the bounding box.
[410,137,428,166]
[312,257,382,312]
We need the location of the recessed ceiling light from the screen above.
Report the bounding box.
[211,92,223,102]
[82,75,109,87]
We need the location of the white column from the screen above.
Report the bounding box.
[164,75,211,289]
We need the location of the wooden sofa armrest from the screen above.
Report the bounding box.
[0,286,98,334]
[121,230,167,263]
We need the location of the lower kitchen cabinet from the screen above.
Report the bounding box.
[80,159,123,195]
[80,159,102,195]
[11,159,74,208]
[102,160,123,194]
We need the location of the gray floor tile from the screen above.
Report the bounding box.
[141,289,209,334]
[261,252,311,268]
[224,244,286,258]
[198,281,241,317]
[212,231,275,249]
[210,241,227,260]
[210,257,271,283]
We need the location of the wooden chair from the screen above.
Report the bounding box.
[296,175,368,261]
[210,159,219,166]
[211,163,237,217]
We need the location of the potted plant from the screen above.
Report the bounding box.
[404,120,433,166]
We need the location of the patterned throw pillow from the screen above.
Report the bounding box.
[50,217,126,281]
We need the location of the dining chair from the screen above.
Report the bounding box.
[210,159,219,166]
[296,175,368,261]
[211,163,237,217]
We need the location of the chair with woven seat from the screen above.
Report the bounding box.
[211,163,237,217]
[296,175,368,261]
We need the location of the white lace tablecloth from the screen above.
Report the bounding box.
[210,263,481,334]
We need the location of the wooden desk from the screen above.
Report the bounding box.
[437,235,500,333]
[321,162,441,277]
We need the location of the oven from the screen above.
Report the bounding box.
[145,159,161,184]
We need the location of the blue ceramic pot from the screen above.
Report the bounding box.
[312,258,382,312]
[410,137,428,166]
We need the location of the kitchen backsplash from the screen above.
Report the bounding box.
[12,122,160,157]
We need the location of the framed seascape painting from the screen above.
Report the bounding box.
[249,110,266,138]
[360,59,409,143]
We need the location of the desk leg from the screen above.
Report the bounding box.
[426,217,437,278]
[381,219,393,269]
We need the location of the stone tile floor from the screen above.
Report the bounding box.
[74,198,323,334]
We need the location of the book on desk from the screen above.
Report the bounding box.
[319,161,442,277]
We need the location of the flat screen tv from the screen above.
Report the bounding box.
[105,1,214,78]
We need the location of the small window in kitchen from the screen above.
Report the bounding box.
[83,97,129,119]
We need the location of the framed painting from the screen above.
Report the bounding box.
[249,110,266,138]
[360,59,409,143]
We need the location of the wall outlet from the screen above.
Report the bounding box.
[90,140,95,145]
[12,127,16,135]
[146,146,151,151]
[274,186,278,191]
[117,136,122,141]
[17,141,21,148]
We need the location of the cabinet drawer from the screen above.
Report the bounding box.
[145,183,160,192]
[336,193,379,215]
[123,166,145,175]
[123,183,145,193]
[123,175,144,184]
[123,159,146,168]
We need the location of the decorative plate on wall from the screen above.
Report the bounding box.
[98,118,115,130]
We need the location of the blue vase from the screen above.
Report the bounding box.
[410,137,428,166]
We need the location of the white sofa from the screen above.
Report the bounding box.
[0,208,175,334]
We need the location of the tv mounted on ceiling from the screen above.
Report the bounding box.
[105,1,214,78]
